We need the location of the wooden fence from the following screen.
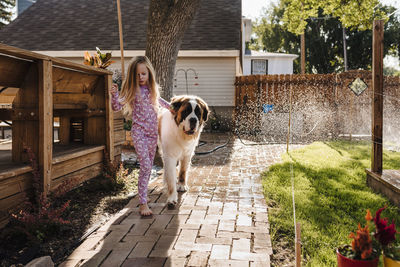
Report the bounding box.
[235,70,400,143]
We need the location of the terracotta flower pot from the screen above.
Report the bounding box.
[384,255,400,267]
[337,249,379,267]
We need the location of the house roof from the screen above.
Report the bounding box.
[245,49,298,59]
[0,0,241,51]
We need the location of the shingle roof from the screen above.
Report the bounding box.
[0,0,241,51]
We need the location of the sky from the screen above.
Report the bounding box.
[242,0,400,20]
[242,0,400,69]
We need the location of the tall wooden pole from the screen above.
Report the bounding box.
[343,27,348,72]
[117,0,125,80]
[371,20,384,174]
[301,33,305,74]
[287,78,292,153]
[38,60,53,195]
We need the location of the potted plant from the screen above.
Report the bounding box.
[83,47,115,69]
[337,209,380,267]
[373,207,399,267]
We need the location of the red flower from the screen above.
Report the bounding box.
[374,207,397,247]
[349,223,373,259]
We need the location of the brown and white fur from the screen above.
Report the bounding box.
[158,95,209,206]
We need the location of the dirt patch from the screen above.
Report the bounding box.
[0,166,139,267]
[270,239,296,267]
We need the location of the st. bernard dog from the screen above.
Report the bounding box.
[158,95,209,206]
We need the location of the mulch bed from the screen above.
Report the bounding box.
[0,166,139,267]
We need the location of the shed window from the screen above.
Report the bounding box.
[251,59,268,75]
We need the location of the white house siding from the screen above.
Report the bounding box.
[267,58,294,75]
[173,57,236,107]
[50,54,237,130]
[53,54,236,107]
[243,55,297,75]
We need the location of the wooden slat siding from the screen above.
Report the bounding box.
[0,172,32,200]
[0,183,20,200]
[51,150,103,180]
[53,67,100,94]
[52,145,104,164]
[59,116,71,145]
[114,144,122,156]
[0,188,32,227]
[53,93,90,107]
[372,20,384,174]
[0,166,32,181]
[53,104,88,110]
[85,77,106,145]
[0,55,32,88]
[53,109,106,118]
[113,119,125,131]
[105,74,114,162]
[113,110,124,120]
[84,117,106,145]
[12,64,39,163]
[0,193,26,212]
[114,130,125,144]
[38,59,53,194]
[50,162,103,191]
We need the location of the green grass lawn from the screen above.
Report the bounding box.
[261,141,400,266]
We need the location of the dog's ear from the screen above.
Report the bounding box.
[202,106,209,122]
[197,97,210,122]
[170,96,184,113]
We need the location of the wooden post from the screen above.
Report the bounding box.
[349,95,353,141]
[372,20,384,174]
[12,64,39,163]
[38,59,53,194]
[85,77,106,145]
[296,222,301,267]
[343,27,348,72]
[287,77,292,153]
[59,116,70,145]
[301,33,305,74]
[105,74,115,162]
[117,0,125,80]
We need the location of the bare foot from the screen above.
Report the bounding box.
[139,203,153,216]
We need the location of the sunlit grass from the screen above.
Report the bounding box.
[262,141,400,266]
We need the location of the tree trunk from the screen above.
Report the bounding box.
[146,0,201,101]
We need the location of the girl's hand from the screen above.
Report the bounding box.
[110,83,119,95]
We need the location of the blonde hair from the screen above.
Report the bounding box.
[119,56,160,117]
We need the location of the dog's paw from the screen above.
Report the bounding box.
[167,193,178,207]
[177,183,188,192]
[167,201,177,209]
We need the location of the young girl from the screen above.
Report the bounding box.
[110,56,171,216]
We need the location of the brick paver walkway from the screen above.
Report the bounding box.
[61,134,296,267]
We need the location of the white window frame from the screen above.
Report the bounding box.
[251,59,268,75]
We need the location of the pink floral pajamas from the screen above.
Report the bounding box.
[111,84,170,204]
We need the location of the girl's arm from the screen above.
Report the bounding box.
[158,97,171,109]
[110,83,123,111]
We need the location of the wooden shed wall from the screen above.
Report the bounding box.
[0,44,125,229]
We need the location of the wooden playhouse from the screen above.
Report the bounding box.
[0,44,125,228]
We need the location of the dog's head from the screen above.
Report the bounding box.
[170,95,209,136]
